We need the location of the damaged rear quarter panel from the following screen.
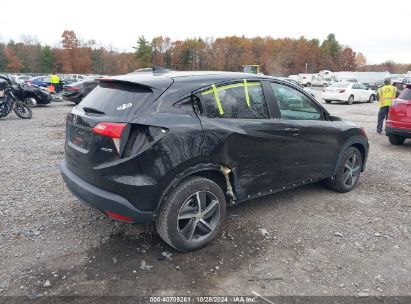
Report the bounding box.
[114,109,211,212]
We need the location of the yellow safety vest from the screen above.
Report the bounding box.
[378,85,396,108]
[50,75,60,84]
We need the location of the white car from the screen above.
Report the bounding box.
[322,82,376,105]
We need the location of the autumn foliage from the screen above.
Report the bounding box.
[0,31,410,75]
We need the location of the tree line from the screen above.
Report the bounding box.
[0,31,410,76]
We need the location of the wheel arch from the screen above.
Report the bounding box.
[154,163,235,214]
[332,136,368,176]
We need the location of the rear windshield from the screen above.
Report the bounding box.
[77,81,153,118]
[399,88,411,100]
[330,82,349,88]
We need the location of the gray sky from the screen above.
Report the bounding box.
[1,0,410,64]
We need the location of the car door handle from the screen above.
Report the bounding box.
[283,127,300,136]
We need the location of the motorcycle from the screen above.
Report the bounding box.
[0,75,33,119]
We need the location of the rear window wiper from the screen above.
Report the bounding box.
[82,107,105,115]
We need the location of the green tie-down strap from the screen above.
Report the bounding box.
[243,79,250,108]
[211,84,224,115]
[201,82,260,115]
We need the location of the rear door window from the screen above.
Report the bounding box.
[77,81,154,119]
[199,81,269,119]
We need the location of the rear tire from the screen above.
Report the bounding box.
[306,82,312,87]
[368,94,375,103]
[156,176,226,252]
[325,147,362,193]
[346,95,354,105]
[388,135,405,145]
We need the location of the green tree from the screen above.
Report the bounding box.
[321,34,341,58]
[39,46,55,72]
[133,36,152,68]
[92,48,104,74]
[321,33,342,69]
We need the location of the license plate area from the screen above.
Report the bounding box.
[69,125,92,151]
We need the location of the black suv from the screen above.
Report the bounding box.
[61,71,369,251]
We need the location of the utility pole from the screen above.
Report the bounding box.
[305,62,308,73]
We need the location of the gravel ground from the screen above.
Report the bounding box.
[0,92,410,300]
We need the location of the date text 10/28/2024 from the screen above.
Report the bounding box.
[149,296,258,303]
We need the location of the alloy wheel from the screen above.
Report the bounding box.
[343,154,361,187]
[177,191,220,243]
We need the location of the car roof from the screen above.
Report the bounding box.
[105,71,273,91]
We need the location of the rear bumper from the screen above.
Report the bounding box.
[60,161,154,223]
[322,93,348,101]
[385,127,411,138]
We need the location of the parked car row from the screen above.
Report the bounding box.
[6,74,103,105]
[1,75,53,106]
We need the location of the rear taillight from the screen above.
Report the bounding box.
[93,122,127,153]
[339,89,345,93]
[66,87,80,91]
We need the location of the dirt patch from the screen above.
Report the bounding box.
[18,216,265,296]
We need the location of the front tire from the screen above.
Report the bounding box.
[325,147,363,193]
[156,176,226,252]
[368,94,375,103]
[388,135,405,145]
[13,101,32,119]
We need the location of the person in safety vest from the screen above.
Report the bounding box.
[50,72,61,93]
[376,78,399,134]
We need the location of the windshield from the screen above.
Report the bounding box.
[399,88,411,100]
[330,82,349,88]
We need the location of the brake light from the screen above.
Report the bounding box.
[105,211,134,223]
[93,122,126,153]
[66,87,80,91]
[93,122,126,138]
[339,89,345,93]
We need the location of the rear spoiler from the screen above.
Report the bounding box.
[96,77,173,102]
